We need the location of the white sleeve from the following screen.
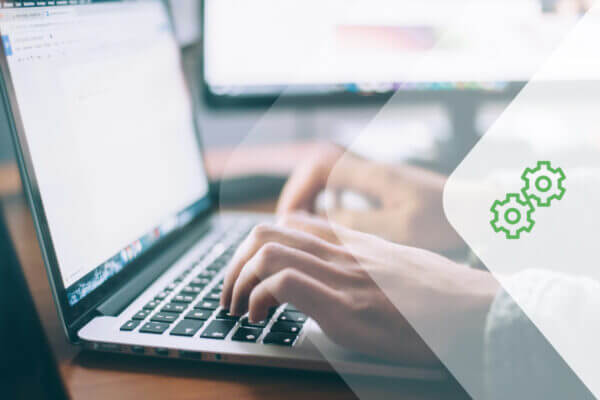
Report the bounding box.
[484,270,597,399]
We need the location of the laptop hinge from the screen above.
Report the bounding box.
[96,218,212,317]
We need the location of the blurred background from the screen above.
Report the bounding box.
[0,0,589,195]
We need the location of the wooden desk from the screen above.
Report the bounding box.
[0,155,469,400]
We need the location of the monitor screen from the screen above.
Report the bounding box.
[0,0,210,306]
[169,0,201,47]
[204,0,583,99]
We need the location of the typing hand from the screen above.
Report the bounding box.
[276,143,464,252]
[221,213,498,365]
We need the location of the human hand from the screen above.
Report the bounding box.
[277,143,464,252]
[276,142,347,214]
[221,213,499,365]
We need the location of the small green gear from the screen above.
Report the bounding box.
[491,193,535,239]
[521,161,566,207]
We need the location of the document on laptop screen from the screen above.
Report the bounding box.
[0,1,210,305]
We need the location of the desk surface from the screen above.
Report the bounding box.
[0,148,469,400]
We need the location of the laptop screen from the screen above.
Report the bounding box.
[0,0,210,306]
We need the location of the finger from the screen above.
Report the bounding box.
[229,242,345,315]
[221,223,349,309]
[247,268,343,324]
[276,161,330,214]
[276,144,345,215]
[277,212,341,244]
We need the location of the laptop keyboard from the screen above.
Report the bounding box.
[119,220,307,347]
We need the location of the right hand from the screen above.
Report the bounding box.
[221,213,498,365]
[277,143,464,252]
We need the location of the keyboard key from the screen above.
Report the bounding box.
[200,320,236,340]
[180,290,200,298]
[185,309,212,320]
[197,270,217,279]
[144,301,160,310]
[180,269,192,277]
[215,309,239,321]
[162,303,187,313]
[196,255,209,268]
[224,245,237,254]
[263,332,297,346]
[180,285,203,295]
[190,277,211,287]
[173,294,195,304]
[206,262,224,272]
[151,312,179,324]
[140,322,169,334]
[271,321,302,334]
[154,291,169,301]
[209,254,231,267]
[278,311,307,324]
[170,319,204,337]
[120,320,141,331]
[195,299,219,310]
[240,316,267,328]
[232,327,262,343]
[220,248,234,258]
[204,292,221,301]
[165,282,178,291]
[132,310,151,320]
[175,274,187,282]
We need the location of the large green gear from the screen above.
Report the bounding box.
[491,193,535,239]
[521,161,566,207]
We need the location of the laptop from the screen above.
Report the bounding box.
[0,206,69,400]
[0,0,442,380]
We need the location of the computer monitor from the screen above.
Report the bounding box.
[168,0,201,47]
[202,0,584,104]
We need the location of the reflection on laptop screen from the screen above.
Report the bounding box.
[0,0,210,306]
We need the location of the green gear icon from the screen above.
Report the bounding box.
[521,161,566,207]
[490,193,535,239]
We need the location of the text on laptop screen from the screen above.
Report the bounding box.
[0,0,210,305]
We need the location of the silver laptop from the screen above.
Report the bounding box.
[0,0,442,380]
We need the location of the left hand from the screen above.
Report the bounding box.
[277,144,464,252]
[221,213,498,365]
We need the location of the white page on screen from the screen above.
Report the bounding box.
[0,2,209,288]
